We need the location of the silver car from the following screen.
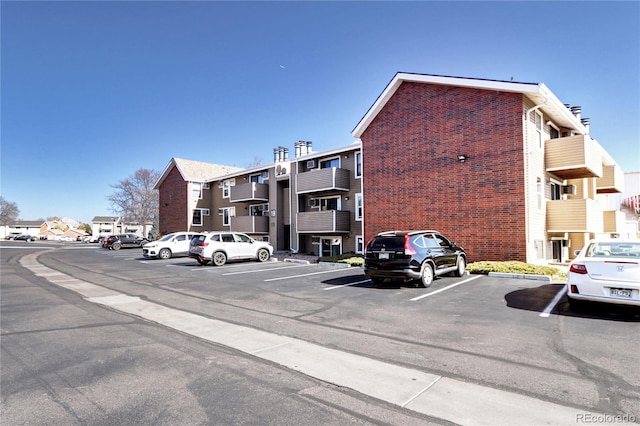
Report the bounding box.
[189,232,273,266]
[567,239,640,307]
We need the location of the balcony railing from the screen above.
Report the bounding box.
[296,210,351,233]
[296,167,350,194]
[230,215,269,234]
[596,165,624,194]
[230,182,269,202]
[545,135,603,179]
[546,199,603,233]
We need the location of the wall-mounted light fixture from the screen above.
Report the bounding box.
[457,154,468,163]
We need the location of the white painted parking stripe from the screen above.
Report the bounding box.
[224,264,307,276]
[323,279,371,291]
[264,269,344,281]
[410,275,482,301]
[539,285,567,318]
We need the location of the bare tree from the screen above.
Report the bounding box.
[108,168,160,226]
[0,196,19,225]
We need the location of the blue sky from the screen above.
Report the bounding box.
[2,1,639,224]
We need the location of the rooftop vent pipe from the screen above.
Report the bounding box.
[571,106,582,120]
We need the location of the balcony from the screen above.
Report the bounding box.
[546,199,603,233]
[230,182,269,202]
[596,165,624,194]
[545,135,603,179]
[603,210,626,233]
[230,215,269,234]
[296,167,350,194]
[296,210,351,233]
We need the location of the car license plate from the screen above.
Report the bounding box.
[378,252,389,259]
[611,288,632,298]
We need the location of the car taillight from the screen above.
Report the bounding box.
[198,242,208,247]
[569,264,588,274]
[404,235,417,255]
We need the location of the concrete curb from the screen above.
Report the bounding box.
[488,272,551,282]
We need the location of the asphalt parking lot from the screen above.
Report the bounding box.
[5,241,640,424]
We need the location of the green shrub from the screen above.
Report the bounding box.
[467,261,566,280]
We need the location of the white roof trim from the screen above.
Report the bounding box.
[351,72,587,138]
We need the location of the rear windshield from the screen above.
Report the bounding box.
[585,242,640,258]
[368,236,404,250]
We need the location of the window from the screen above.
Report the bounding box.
[320,157,340,169]
[535,111,543,149]
[192,182,203,200]
[536,177,543,209]
[550,182,562,200]
[250,173,265,184]
[355,152,362,178]
[250,204,268,216]
[355,193,363,221]
[222,181,230,198]
[314,197,340,211]
[218,207,235,226]
[192,209,203,226]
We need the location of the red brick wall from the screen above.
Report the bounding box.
[361,82,527,262]
[158,166,188,235]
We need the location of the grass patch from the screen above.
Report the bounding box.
[318,254,364,266]
[467,261,567,281]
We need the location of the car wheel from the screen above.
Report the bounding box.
[454,256,466,277]
[257,248,270,262]
[419,262,434,288]
[112,243,121,250]
[158,248,172,259]
[212,252,227,266]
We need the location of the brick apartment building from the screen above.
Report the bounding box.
[155,142,364,256]
[352,73,627,263]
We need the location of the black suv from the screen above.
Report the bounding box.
[102,234,148,250]
[364,230,466,287]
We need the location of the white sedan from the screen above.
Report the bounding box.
[567,239,640,307]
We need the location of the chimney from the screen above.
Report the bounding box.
[294,141,302,158]
[306,141,313,154]
[571,106,582,120]
[273,148,278,163]
[581,118,590,134]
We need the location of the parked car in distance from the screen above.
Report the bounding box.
[102,234,149,250]
[143,232,204,259]
[364,230,466,287]
[567,239,640,308]
[12,234,37,241]
[58,236,74,242]
[189,232,273,266]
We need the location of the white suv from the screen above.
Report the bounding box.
[189,232,273,266]
[143,232,203,259]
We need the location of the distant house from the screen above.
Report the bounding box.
[6,220,46,238]
[90,216,152,239]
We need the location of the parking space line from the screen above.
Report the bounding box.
[264,269,344,282]
[323,279,371,291]
[410,275,482,301]
[539,285,567,318]
[224,264,307,276]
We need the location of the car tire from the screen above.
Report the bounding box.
[257,248,270,262]
[112,243,122,250]
[212,252,227,266]
[196,258,210,266]
[419,262,434,288]
[454,256,466,277]
[158,248,172,259]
